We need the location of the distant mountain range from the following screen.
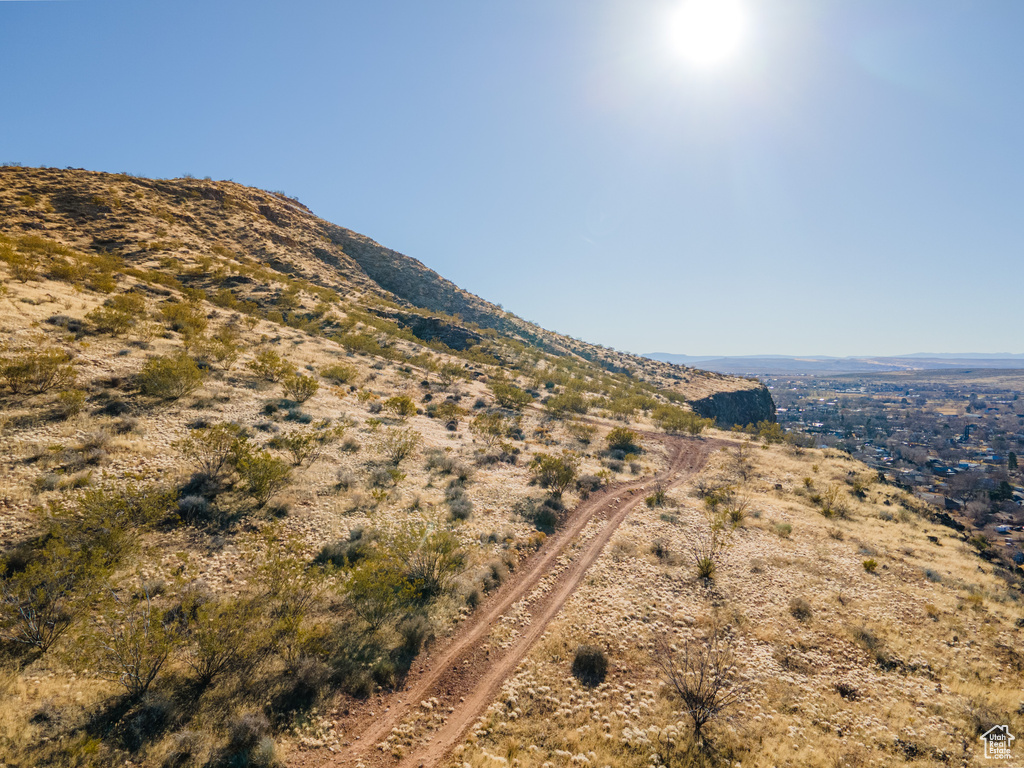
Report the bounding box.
[643,353,1024,376]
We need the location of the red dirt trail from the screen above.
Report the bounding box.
[302,435,718,768]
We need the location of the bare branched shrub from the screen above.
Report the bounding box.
[94,587,178,699]
[653,628,748,740]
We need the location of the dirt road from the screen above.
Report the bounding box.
[310,435,717,768]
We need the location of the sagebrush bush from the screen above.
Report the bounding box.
[137,353,204,399]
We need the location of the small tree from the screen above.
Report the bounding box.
[1008,451,1018,470]
[530,451,580,497]
[653,628,747,742]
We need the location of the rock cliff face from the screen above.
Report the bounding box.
[689,385,776,427]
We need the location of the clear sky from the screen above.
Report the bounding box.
[2,0,1021,357]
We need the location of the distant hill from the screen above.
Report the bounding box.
[645,352,1024,375]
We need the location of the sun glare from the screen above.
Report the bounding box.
[670,0,748,68]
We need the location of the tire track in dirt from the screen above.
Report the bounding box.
[311,435,719,768]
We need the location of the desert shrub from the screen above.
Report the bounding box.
[57,388,87,419]
[446,484,474,521]
[192,325,242,369]
[924,568,941,583]
[383,395,416,418]
[0,346,77,395]
[862,558,878,573]
[436,362,466,386]
[571,645,608,686]
[86,292,146,336]
[247,349,297,383]
[654,628,747,739]
[488,378,533,410]
[529,451,580,497]
[576,474,602,498]
[222,713,276,768]
[137,353,204,399]
[320,362,357,384]
[234,448,292,508]
[379,426,421,466]
[159,301,207,337]
[645,485,668,508]
[269,424,344,466]
[282,373,319,403]
[773,522,792,538]
[757,420,785,444]
[545,390,589,417]
[789,597,813,622]
[175,422,247,483]
[606,426,640,452]
[469,411,516,448]
[94,588,178,699]
[515,496,564,533]
[402,527,466,600]
[183,596,268,688]
[0,537,92,653]
[314,529,378,569]
[652,405,714,435]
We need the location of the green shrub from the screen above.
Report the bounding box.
[57,388,87,419]
[282,373,319,403]
[247,349,297,383]
[86,292,146,336]
[652,405,714,435]
[235,448,292,507]
[175,422,247,481]
[488,378,533,410]
[529,451,580,497]
[773,522,792,538]
[320,362,358,384]
[862,558,878,573]
[0,346,76,395]
[606,427,640,452]
[546,390,589,417]
[383,395,416,418]
[379,426,421,466]
[137,353,204,399]
[159,301,207,336]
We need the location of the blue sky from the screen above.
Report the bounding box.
[2,0,1021,356]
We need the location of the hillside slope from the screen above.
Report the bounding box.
[0,166,771,422]
[0,167,1017,768]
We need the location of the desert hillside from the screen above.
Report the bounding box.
[0,167,1019,768]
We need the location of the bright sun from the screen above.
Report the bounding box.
[669,0,748,68]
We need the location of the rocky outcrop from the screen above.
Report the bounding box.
[689,385,776,427]
[377,310,483,352]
